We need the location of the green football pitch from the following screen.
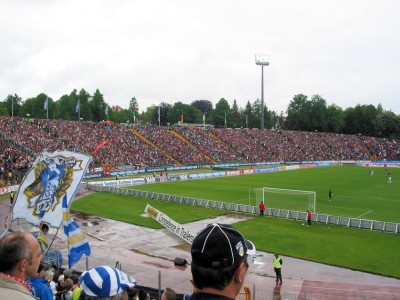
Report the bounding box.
[73,165,400,278]
[129,165,400,223]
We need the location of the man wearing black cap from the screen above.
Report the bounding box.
[190,223,256,300]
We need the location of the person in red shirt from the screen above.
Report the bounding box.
[307,210,312,226]
[259,201,265,216]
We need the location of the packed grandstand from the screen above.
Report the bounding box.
[0,116,399,186]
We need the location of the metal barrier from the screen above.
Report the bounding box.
[87,185,400,234]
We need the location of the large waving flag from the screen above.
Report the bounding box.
[12,150,92,227]
[62,195,91,268]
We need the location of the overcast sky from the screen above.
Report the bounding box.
[1,0,400,115]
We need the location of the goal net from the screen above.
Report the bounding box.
[254,187,316,212]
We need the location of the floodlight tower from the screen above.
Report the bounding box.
[255,54,269,130]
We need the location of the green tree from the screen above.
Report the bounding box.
[231,99,240,128]
[344,104,379,136]
[5,94,22,117]
[129,97,139,112]
[374,111,400,139]
[212,98,231,128]
[89,89,107,122]
[309,95,329,132]
[244,101,253,128]
[191,100,213,122]
[159,102,172,126]
[325,104,345,133]
[168,102,202,125]
[286,94,310,131]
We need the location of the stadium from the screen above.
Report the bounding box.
[1,117,400,299]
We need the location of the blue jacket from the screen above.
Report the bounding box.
[27,277,53,300]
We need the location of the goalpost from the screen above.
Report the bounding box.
[254,187,316,212]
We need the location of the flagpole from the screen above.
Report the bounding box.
[41,225,61,262]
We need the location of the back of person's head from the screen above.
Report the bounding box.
[64,278,74,291]
[63,268,74,279]
[0,232,32,273]
[70,273,80,285]
[190,223,255,290]
[45,269,55,282]
[40,223,49,233]
[79,266,135,299]
[127,287,139,300]
[137,289,150,300]
[162,288,176,300]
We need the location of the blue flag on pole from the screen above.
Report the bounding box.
[62,195,91,268]
[76,99,80,113]
[157,107,160,123]
[44,98,48,110]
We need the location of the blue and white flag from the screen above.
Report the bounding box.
[63,195,91,268]
[105,106,109,115]
[157,107,160,123]
[12,150,92,227]
[44,98,48,111]
[76,99,81,113]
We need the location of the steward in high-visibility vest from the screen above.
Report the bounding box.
[273,254,283,284]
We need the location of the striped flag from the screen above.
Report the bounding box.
[62,195,91,268]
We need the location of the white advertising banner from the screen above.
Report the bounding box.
[144,204,196,244]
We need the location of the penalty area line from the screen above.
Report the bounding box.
[357,210,373,218]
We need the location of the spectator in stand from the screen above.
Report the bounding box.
[0,232,42,299]
[161,287,176,300]
[70,274,81,300]
[190,223,256,300]
[27,263,54,300]
[61,278,74,300]
[45,269,57,300]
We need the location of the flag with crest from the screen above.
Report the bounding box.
[12,150,91,227]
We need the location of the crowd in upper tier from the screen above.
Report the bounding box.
[0,116,399,184]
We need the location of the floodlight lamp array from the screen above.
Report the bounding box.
[255,54,269,66]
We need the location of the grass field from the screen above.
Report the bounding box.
[128,166,400,222]
[72,165,400,278]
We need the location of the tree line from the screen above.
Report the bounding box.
[2,88,399,139]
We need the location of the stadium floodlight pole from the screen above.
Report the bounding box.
[255,54,269,130]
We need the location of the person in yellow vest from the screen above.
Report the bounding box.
[9,192,14,205]
[273,253,283,285]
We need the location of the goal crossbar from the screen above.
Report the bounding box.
[254,187,316,212]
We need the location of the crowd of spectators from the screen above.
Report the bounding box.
[173,126,245,163]
[0,133,34,185]
[134,126,212,165]
[0,116,399,186]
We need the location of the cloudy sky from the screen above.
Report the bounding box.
[1,0,400,115]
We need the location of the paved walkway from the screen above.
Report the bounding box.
[2,193,400,299]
